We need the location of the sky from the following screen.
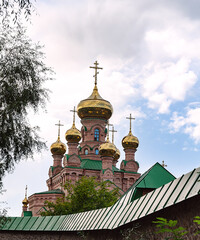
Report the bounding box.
[1,0,200,216]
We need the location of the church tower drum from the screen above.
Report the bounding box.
[77,61,113,160]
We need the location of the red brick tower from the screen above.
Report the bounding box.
[121,114,139,173]
[77,61,113,161]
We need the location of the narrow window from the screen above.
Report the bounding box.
[85,149,88,155]
[95,148,99,155]
[94,128,100,141]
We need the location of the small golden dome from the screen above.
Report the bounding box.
[122,131,139,149]
[22,197,29,207]
[114,147,120,161]
[77,85,113,120]
[99,140,116,157]
[65,123,81,143]
[50,136,66,155]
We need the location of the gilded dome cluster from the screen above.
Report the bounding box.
[49,62,139,165]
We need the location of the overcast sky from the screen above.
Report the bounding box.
[1,0,200,216]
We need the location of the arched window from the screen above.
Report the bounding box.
[85,149,88,155]
[95,148,99,155]
[94,128,100,141]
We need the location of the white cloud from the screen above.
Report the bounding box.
[170,106,200,144]
[139,59,197,113]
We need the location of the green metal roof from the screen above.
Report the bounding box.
[34,189,64,195]
[1,165,199,232]
[81,159,102,170]
[65,154,135,173]
[135,162,175,189]
[119,162,176,202]
[81,159,122,172]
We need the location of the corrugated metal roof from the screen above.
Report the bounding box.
[1,166,199,232]
[110,167,199,229]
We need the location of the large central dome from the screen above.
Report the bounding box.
[77,85,113,120]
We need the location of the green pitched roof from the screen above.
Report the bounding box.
[118,162,176,201]
[135,162,175,189]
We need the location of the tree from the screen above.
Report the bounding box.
[153,217,200,239]
[0,0,34,24]
[0,24,52,188]
[41,177,120,216]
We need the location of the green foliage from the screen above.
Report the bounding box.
[194,216,200,235]
[0,24,52,187]
[0,0,34,24]
[0,196,10,229]
[41,177,120,216]
[0,209,9,229]
[153,217,188,240]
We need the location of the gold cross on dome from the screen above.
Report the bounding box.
[111,126,117,144]
[25,185,27,198]
[55,120,64,138]
[90,61,103,86]
[106,121,113,141]
[162,160,167,168]
[70,106,77,125]
[126,113,135,133]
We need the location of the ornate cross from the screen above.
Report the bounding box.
[126,113,135,133]
[55,120,64,138]
[107,121,113,141]
[25,185,27,198]
[162,160,167,168]
[70,106,77,125]
[111,126,117,144]
[90,61,103,86]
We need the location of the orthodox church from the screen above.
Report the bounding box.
[3,62,198,239]
[27,61,142,216]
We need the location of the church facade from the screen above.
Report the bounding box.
[28,61,141,216]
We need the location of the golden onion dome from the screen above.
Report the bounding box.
[99,140,116,157]
[22,197,29,207]
[122,131,139,149]
[65,123,81,143]
[114,147,120,161]
[50,136,66,155]
[77,85,113,120]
